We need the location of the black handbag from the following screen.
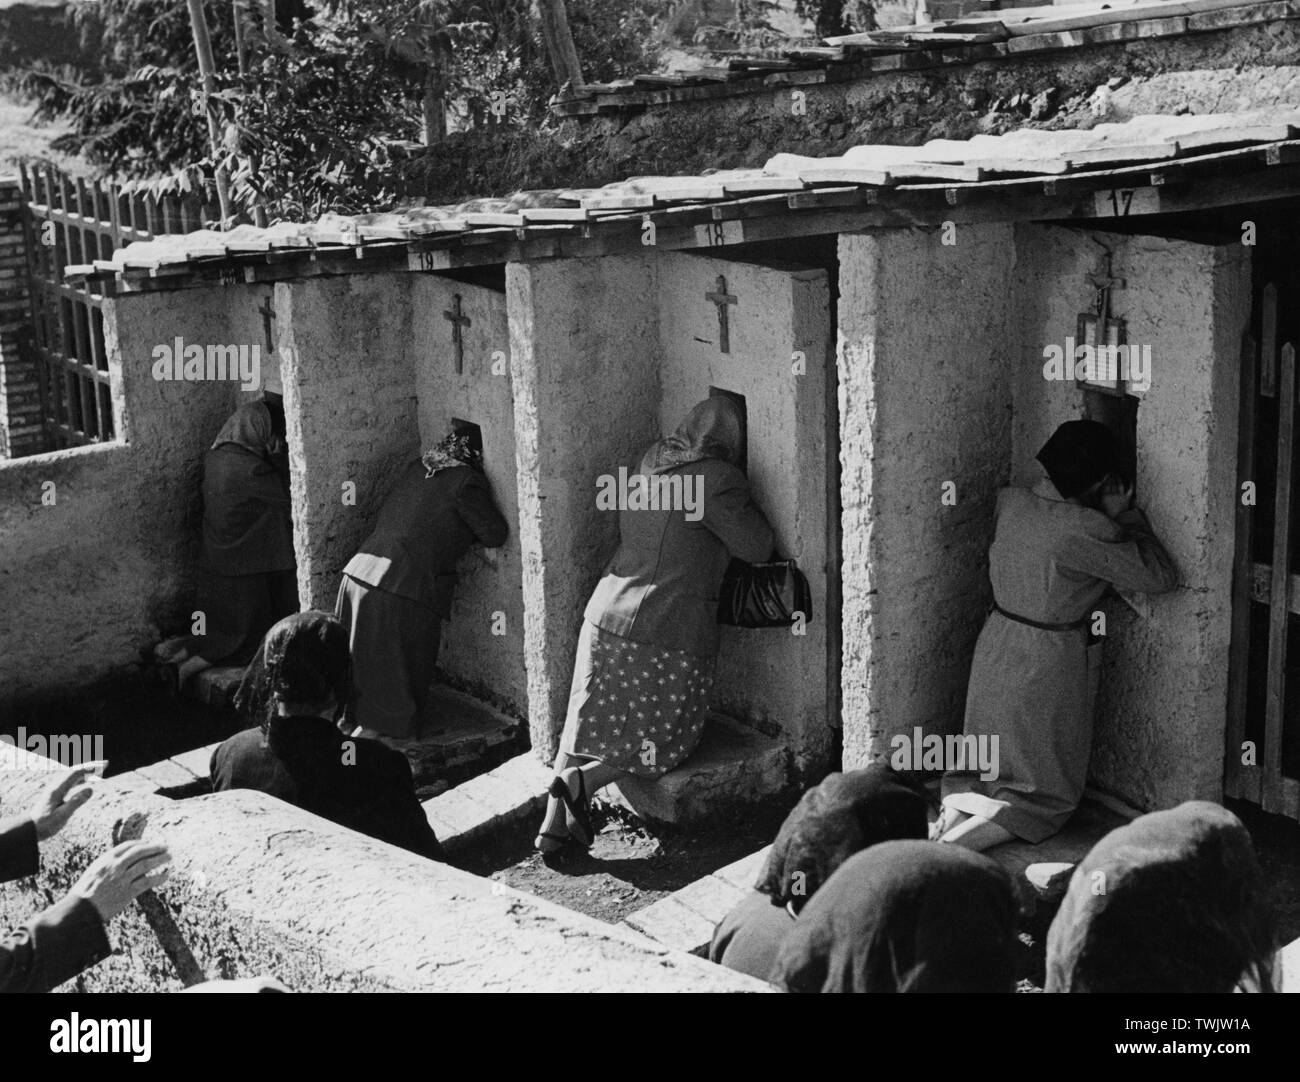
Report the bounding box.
[717,557,813,628]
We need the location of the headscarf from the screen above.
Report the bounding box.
[212,400,284,460]
[421,431,483,477]
[772,841,1019,993]
[232,610,350,732]
[1045,801,1276,993]
[756,766,928,911]
[1035,419,1120,499]
[641,397,743,474]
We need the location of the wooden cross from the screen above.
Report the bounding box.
[444,293,472,374]
[258,293,276,353]
[1087,251,1126,327]
[705,275,738,354]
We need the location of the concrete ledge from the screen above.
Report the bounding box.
[422,751,553,853]
[0,746,770,992]
[1282,935,1300,992]
[622,845,771,956]
[602,715,791,825]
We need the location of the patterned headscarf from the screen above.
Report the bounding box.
[421,432,483,477]
[1045,801,1276,993]
[642,398,744,474]
[233,611,350,732]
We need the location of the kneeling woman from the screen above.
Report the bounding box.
[534,398,775,860]
[936,419,1179,851]
[211,611,444,862]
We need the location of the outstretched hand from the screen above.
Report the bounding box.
[71,840,172,925]
[28,768,95,842]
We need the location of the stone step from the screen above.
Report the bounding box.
[621,845,771,956]
[600,714,791,826]
[422,751,554,854]
[1282,935,1300,993]
[399,685,527,791]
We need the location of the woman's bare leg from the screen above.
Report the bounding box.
[535,756,624,852]
[938,813,1015,852]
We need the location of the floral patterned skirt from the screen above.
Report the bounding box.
[558,621,716,779]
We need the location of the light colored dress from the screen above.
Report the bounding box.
[940,479,1178,842]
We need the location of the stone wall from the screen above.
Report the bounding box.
[1010,224,1249,809]
[278,274,421,610]
[837,223,1018,770]
[507,254,663,760]
[400,19,1300,206]
[0,747,768,992]
[657,250,835,774]
[409,276,528,716]
[0,286,258,712]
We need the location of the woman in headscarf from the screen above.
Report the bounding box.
[935,419,1179,851]
[155,395,297,690]
[334,431,508,742]
[710,765,928,980]
[533,398,775,860]
[211,611,445,862]
[771,840,1020,993]
[1045,801,1277,993]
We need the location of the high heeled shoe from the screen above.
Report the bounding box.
[550,771,594,849]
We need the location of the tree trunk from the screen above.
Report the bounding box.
[184,0,235,227]
[534,0,585,94]
[423,65,446,145]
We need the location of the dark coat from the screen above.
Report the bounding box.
[1,817,110,993]
[200,443,295,576]
[709,890,795,983]
[343,462,508,618]
[210,718,445,862]
[585,458,774,657]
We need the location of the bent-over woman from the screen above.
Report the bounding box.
[533,397,775,861]
[936,419,1178,851]
[156,396,297,689]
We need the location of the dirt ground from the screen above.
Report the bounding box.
[458,798,797,926]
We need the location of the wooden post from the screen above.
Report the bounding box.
[534,0,585,94]
[185,0,235,227]
[423,59,447,146]
[232,0,249,76]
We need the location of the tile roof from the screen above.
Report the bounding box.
[65,108,1300,291]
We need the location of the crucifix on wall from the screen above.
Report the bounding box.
[706,275,738,354]
[258,293,276,354]
[444,293,472,374]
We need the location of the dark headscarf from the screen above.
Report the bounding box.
[421,431,484,477]
[212,399,284,460]
[641,398,743,474]
[772,841,1019,993]
[1035,419,1120,499]
[757,766,928,911]
[1045,801,1276,993]
[233,610,350,732]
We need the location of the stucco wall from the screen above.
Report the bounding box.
[410,276,527,716]
[657,250,834,774]
[0,285,265,710]
[0,748,767,992]
[278,274,421,610]
[837,223,1018,769]
[507,255,663,760]
[1011,224,1249,809]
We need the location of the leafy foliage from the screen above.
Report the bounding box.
[17,0,660,221]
